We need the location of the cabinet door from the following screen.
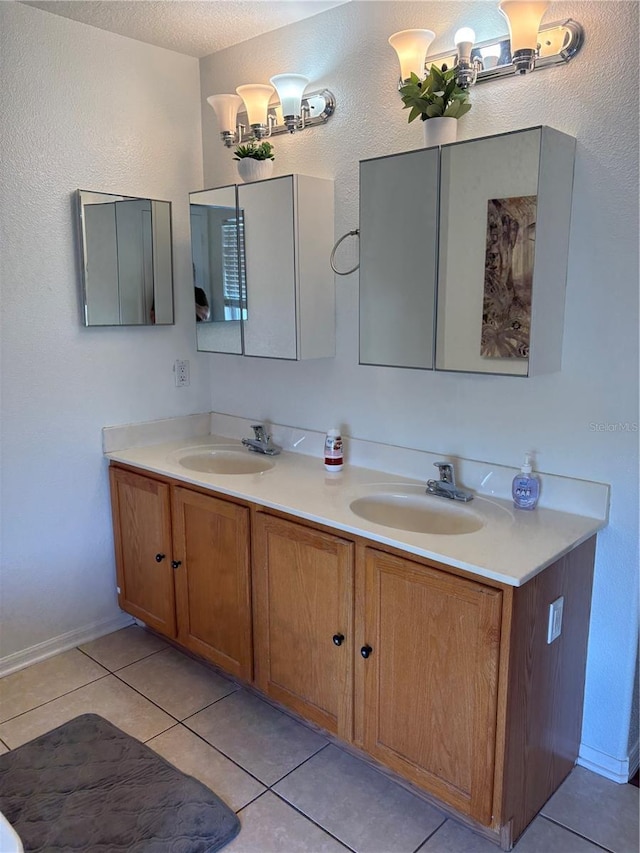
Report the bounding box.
[109,467,176,637]
[239,176,298,359]
[362,549,502,825]
[172,487,252,680]
[359,148,439,368]
[253,514,354,739]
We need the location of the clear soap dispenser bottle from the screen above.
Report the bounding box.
[512,453,540,510]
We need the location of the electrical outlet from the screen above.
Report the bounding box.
[547,596,564,644]
[174,359,190,387]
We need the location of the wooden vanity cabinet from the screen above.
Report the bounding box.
[361,548,502,826]
[109,466,596,849]
[252,512,354,740]
[109,465,252,679]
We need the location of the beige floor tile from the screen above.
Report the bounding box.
[0,674,174,748]
[0,741,8,756]
[0,649,107,723]
[185,690,327,785]
[418,816,603,852]
[226,792,349,852]
[147,724,266,812]
[514,816,606,852]
[116,647,237,719]
[275,744,445,853]
[79,625,168,671]
[541,765,639,853]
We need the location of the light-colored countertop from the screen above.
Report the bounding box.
[106,434,607,588]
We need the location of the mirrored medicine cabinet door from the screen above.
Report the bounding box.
[359,147,439,369]
[190,185,246,355]
[77,190,174,326]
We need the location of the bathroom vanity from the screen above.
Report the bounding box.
[106,433,605,849]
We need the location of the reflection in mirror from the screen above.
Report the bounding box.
[77,190,173,326]
[190,203,247,323]
[359,147,439,368]
[190,186,244,354]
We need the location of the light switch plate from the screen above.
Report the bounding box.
[547,596,564,644]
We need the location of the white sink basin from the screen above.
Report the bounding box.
[175,446,275,475]
[349,488,488,535]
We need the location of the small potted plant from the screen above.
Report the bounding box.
[233,139,275,183]
[399,64,471,147]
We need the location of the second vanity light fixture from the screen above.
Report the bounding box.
[389,1,584,89]
[208,74,336,147]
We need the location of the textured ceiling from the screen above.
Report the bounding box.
[22,0,349,58]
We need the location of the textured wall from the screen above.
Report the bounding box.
[0,3,208,660]
[199,1,639,775]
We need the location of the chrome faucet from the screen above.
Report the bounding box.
[241,424,281,456]
[426,462,473,502]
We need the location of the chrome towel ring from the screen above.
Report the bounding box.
[330,229,359,275]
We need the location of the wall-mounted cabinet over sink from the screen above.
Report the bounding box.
[359,126,576,376]
[191,174,335,360]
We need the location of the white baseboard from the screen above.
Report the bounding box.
[578,740,639,783]
[0,613,134,677]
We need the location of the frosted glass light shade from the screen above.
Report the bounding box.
[388,29,436,81]
[206,94,243,133]
[236,84,275,127]
[454,27,476,64]
[498,1,549,52]
[269,74,309,118]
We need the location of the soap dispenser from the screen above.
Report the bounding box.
[512,453,540,510]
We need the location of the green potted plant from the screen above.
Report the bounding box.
[233,138,275,182]
[399,64,471,147]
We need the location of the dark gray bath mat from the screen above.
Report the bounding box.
[0,713,240,852]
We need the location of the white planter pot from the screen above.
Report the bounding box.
[236,158,274,183]
[422,117,458,148]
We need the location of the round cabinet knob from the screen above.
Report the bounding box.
[332,633,345,646]
[171,560,182,569]
[155,553,166,563]
[360,645,373,659]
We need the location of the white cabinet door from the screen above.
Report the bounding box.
[240,176,298,359]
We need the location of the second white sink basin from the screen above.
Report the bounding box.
[175,446,275,475]
[349,489,486,535]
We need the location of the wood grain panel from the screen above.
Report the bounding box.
[172,487,252,679]
[109,467,176,637]
[501,536,596,843]
[363,548,502,824]
[253,512,354,739]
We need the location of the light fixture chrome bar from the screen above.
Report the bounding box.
[236,88,336,143]
[424,19,583,83]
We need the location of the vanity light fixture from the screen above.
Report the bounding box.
[389,2,583,90]
[388,29,436,83]
[453,27,477,88]
[206,94,243,148]
[498,0,550,73]
[235,83,275,140]
[269,74,309,133]
[208,74,336,148]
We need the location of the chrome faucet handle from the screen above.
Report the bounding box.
[251,424,268,443]
[434,461,455,485]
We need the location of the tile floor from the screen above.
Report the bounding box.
[0,626,637,853]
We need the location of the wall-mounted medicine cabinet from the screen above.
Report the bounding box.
[77,190,174,326]
[359,126,576,376]
[191,174,335,360]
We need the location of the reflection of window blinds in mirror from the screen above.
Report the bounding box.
[222,219,246,320]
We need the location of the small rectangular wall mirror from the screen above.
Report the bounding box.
[77,190,174,326]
